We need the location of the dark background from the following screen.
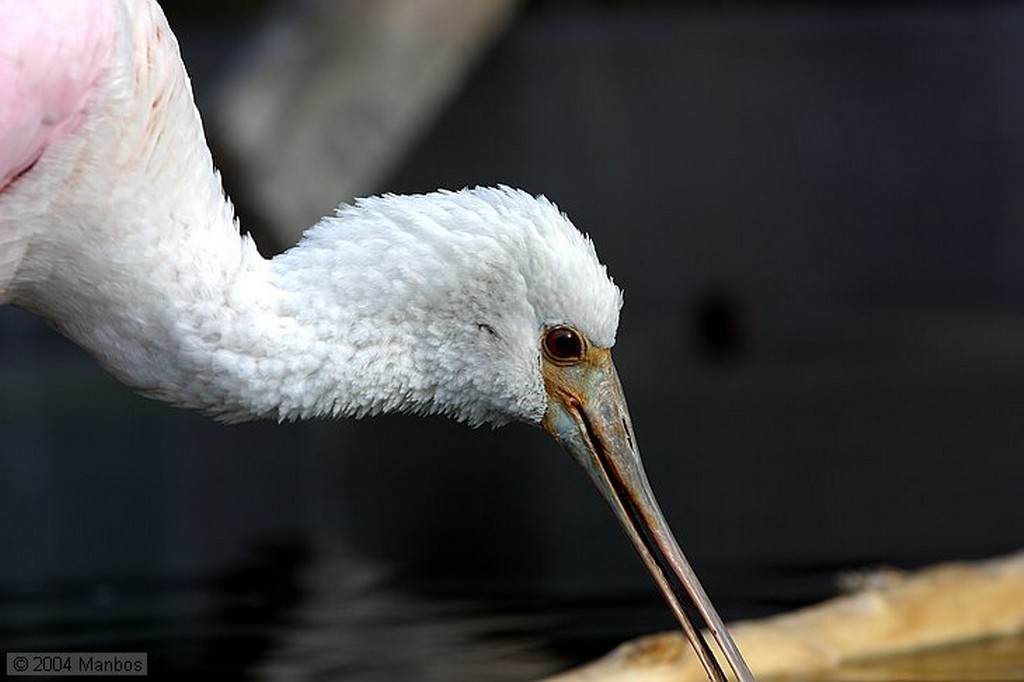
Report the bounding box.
[2,1,1022,678]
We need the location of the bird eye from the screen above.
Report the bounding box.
[543,326,586,363]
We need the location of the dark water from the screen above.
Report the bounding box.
[0,542,565,680]
[0,540,748,680]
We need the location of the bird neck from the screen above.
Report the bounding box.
[2,0,442,422]
[13,167,451,422]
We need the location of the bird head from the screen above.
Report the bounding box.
[284,185,621,426]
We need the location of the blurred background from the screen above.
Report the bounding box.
[2,0,1023,678]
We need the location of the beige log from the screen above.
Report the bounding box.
[544,551,1024,681]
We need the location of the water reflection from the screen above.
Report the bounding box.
[252,543,560,681]
[1,541,563,679]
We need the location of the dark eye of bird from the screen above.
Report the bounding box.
[543,326,585,363]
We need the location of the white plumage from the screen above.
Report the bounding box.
[266,189,622,425]
[0,0,620,426]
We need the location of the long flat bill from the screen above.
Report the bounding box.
[543,348,753,682]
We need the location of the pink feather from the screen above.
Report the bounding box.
[0,0,116,190]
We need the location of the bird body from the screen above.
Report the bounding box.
[0,2,751,679]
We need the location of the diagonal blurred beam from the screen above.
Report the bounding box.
[211,0,520,251]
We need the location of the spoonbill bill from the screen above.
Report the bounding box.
[0,2,751,679]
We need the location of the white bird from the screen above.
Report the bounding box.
[0,2,750,679]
